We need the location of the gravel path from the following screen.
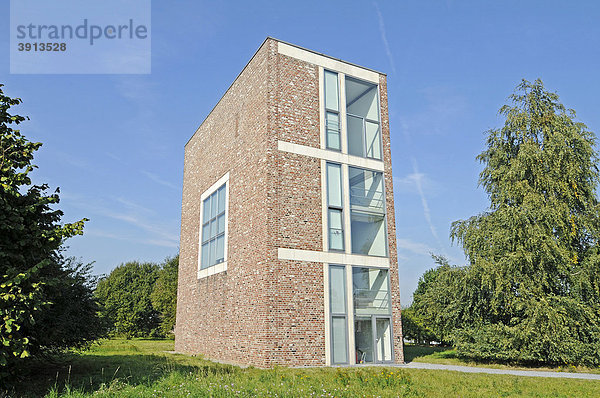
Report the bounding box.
[396,362,600,380]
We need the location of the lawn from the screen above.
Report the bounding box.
[403,344,600,375]
[5,339,600,397]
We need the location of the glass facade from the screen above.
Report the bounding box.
[345,77,381,160]
[349,167,387,257]
[353,267,392,364]
[323,69,393,364]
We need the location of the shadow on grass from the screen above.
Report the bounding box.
[7,352,235,398]
[403,344,456,362]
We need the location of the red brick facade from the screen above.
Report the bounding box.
[175,38,403,367]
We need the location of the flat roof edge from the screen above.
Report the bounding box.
[185,37,386,147]
[269,37,386,76]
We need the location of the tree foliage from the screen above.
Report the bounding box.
[441,79,600,365]
[0,84,98,374]
[150,256,178,337]
[96,261,162,338]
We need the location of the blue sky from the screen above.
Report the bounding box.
[2,1,600,305]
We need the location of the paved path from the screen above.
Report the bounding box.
[396,362,600,380]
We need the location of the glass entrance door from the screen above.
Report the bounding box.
[375,317,392,362]
[354,315,393,364]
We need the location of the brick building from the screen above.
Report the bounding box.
[175,38,403,367]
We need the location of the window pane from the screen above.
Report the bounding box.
[201,223,210,243]
[365,121,381,160]
[326,163,342,207]
[328,209,344,251]
[355,317,373,363]
[217,186,226,213]
[346,78,379,122]
[217,214,225,234]
[349,167,384,213]
[324,70,339,112]
[326,112,340,150]
[331,317,348,364]
[329,265,346,314]
[209,219,216,238]
[210,193,217,218]
[376,318,393,362]
[202,198,210,223]
[351,211,387,256]
[201,242,209,269]
[215,234,225,263]
[208,239,216,266]
[347,115,364,157]
[353,268,390,315]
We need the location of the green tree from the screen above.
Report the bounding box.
[0,84,90,372]
[151,256,178,337]
[450,79,600,365]
[26,257,105,353]
[96,261,161,338]
[409,255,479,345]
[401,306,436,345]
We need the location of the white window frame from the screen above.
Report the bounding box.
[198,172,229,279]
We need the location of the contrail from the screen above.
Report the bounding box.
[374,2,397,75]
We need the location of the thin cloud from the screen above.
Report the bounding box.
[396,238,435,257]
[87,229,178,248]
[394,172,433,194]
[411,157,441,246]
[141,170,178,191]
[113,196,156,215]
[374,2,397,75]
[104,211,178,245]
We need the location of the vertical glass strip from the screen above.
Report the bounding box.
[324,70,339,112]
[331,317,348,364]
[326,163,342,207]
[326,112,340,151]
[329,265,346,314]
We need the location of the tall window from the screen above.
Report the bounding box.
[200,183,226,269]
[324,70,341,151]
[349,167,387,256]
[326,162,344,251]
[329,265,348,364]
[353,267,393,363]
[346,77,381,160]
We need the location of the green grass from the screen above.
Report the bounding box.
[5,339,600,397]
[403,344,600,374]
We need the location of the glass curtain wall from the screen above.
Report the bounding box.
[353,267,393,363]
[345,77,381,160]
[348,167,387,256]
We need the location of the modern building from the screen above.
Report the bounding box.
[175,38,403,367]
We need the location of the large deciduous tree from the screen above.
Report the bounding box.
[150,256,178,337]
[96,261,161,338]
[1,84,98,374]
[449,79,600,365]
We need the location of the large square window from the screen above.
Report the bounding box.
[200,182,227,269]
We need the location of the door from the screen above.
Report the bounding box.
[354,316,393,364]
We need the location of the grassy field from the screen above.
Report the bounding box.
[403,344,600,374]
[5,339,600,397]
